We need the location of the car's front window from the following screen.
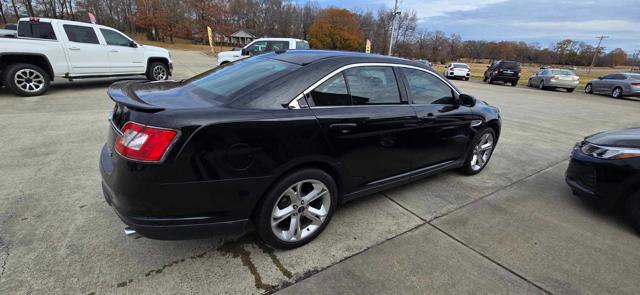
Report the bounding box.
[403,68,454,105]
[182,57,300,103]
[246,41,268,55]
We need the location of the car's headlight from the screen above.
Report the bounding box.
[581,143,640,159]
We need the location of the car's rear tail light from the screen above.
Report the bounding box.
[114,122,178,162]
[631,82,640,86]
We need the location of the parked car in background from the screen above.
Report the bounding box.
[415,59,432,67]
[0,17,172,96]
[443,63,470,80]
[527,68,579,92]
[216,38,309,65]
[100,50,501,249]
[0,24,17,37]
[566,128,640,233]
[585,73,640,99]
[483,60,522,86]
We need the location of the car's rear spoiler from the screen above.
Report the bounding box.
[107,81,165,112]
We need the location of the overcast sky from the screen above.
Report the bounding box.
[314,0,639,52]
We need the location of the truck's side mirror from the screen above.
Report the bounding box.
[241,48,248,56]
[129,40,138,48]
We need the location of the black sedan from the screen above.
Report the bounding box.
[566,128,640,232]
[100,50,501,249]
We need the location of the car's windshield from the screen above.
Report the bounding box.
[182,57,300,103]
[452,64,469,69]
[551,70,574,76]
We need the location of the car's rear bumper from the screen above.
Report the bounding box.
[548,79,579,88]
[492,75,519,82]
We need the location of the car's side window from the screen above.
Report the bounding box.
[309,73,351,106]
[268,41,289,51]
[246,41,268,55]
[100,29,131,47]
[403,68,455,105]
[344,67,401,105]
[602,74,616,80]
[63,24,100,44]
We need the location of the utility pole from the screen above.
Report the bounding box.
[588,35,609,73]
[388,0,400,56]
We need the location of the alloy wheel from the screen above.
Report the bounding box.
[470,133,494,171]
[271,180,331,242]
[14,69,45,93]
[585,84,592,93]
[538,81,544,89]
[612,87,622,98]
[152,65,168,80]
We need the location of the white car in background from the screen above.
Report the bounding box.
[0,18,172,96]
[443,63,471,80]
[216,38,309,66]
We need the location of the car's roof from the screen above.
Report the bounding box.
[255,37,306,42]
[20,17,94,27]
[264,50,419,66]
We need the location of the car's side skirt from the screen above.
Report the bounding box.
[341,159,464,203]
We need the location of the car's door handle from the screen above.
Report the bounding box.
[109,49,119,53]
[420,113,437,122]
[69,47,80,50]
[330,123,357,133]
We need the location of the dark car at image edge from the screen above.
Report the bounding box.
[566,128,640,233]
[483,60,522,86]
[100,50,502,249]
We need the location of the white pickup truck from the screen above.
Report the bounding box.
[216,38,309,66]
[0,18,173,96]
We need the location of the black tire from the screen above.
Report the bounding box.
[510,80,518,87]
[611,86,623,99]
[464,77,469,81]
[527,79,532,87]
[146,62,170,81]
[538,80,545,90]
[459,128,497,175]
[585,84,593,94]
[482,76,488,82]
[566,88,575,93]
[255,168,338,249]
[625,191,640,234]
[3,63,50,97]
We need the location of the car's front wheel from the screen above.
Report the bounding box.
[255,169,338,249]
[3,63,50,96]
[585,84,593,94]
[460,128,496,175]
[146,62,170,81]
[626,191,640,234]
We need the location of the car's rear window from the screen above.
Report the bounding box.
[296,41,310,49]
[500,61,520,70]
[181,57,300,103]
[452,64,469,69]
[627,74,640,80]
[17,21,56,40]
[551,70,574,76]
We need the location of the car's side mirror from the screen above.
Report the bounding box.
[459,93,476,107]
[241,48,248,56]
[129,40,138,48]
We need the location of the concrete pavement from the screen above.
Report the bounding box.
[1,51,639,294]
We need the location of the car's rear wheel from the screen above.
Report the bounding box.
[585,84,593,94]
[612,87,623,99]
[460,128,496,175]
[255,168,338,249]
[510,80,518,87]
[625,191,640,234]
[146,62,169,81]
[3,63,50,97]
[538,80,545,90]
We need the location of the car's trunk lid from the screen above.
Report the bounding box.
[108,80,219,113]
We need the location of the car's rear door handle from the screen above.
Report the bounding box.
[69,47,80,50]
[330,123,357,133]
[109,49,119,53]
[420,113,437,122]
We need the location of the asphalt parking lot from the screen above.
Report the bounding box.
[1,50,639,294]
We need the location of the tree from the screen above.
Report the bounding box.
[309,8,363,51]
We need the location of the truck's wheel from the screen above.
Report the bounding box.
[3,63,50,97]
[146,62,169,81]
